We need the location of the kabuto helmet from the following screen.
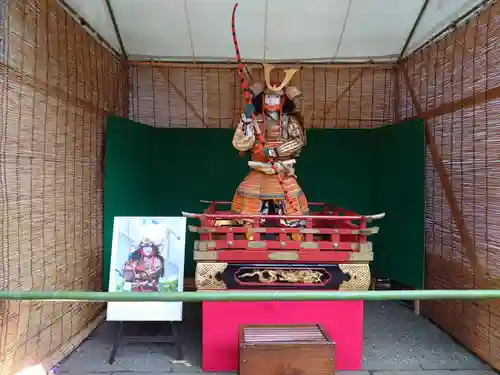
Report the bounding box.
[249,64,303,114]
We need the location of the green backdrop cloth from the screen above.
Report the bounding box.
[104,116,425,291]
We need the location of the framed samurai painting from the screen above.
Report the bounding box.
[106,217,187,321]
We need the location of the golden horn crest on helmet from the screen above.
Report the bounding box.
[263,63,298,93]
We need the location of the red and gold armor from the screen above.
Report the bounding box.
[122,237,165,292]
[231,64,309,225]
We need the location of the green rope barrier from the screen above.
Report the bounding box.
[0,290,499,302]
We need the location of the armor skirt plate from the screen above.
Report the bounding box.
[231,170,309,215]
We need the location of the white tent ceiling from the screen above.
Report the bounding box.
[61,0,486,63]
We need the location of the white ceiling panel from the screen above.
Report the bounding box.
[264,0,350,61]
[59,0,489,62]
[187,0,267,61]
[63,0,120,52]
[404,0,485,56]
[337,0,425,59]
[109,0,193,59]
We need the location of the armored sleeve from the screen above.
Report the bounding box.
[275,116,305,157]
[232,117,256,152]
[147,260,164,280]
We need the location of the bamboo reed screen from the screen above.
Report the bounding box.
[0,1,128,374]
[399,1,500,368]
[2,0,500,373]
[128,63,395,129]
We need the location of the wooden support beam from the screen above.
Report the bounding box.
[3,62,111,117]
[157,68,208,127]
[414,84,500,121]
[128,60,396,70]
[121,59,129,116]
[400,64,489,288]
[305,69,364,125]
[393,66,400,123]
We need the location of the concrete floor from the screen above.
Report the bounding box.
[58,301,495,375]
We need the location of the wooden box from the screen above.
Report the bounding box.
[239,324,336,375]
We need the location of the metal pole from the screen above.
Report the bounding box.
[0,290,500,302]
